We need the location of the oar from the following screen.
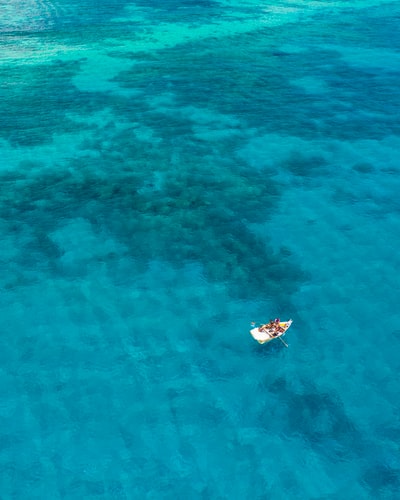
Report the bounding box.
[278,336,289,348]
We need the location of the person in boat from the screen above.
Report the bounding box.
[267,320,276,330]
[258,320,273,332]
[271,318,285,336]
[269,320,281,336]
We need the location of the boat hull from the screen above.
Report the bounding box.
[250,320,292,344]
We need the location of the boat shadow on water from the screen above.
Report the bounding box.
[251,340,288,358]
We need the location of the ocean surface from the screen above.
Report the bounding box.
[1,1,399,498]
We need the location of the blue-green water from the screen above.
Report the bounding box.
[1,1,399,498]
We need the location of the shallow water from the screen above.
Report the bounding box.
[1,1,399,498]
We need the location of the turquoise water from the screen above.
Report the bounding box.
[1,1,400,498]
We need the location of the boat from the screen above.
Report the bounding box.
[250,319,293,345]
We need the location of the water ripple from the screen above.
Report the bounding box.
[0,0,63,33]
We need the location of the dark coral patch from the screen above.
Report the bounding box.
[0,60,104,146]
[1,137,305,301]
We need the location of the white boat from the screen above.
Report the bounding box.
[250,319,293,345]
